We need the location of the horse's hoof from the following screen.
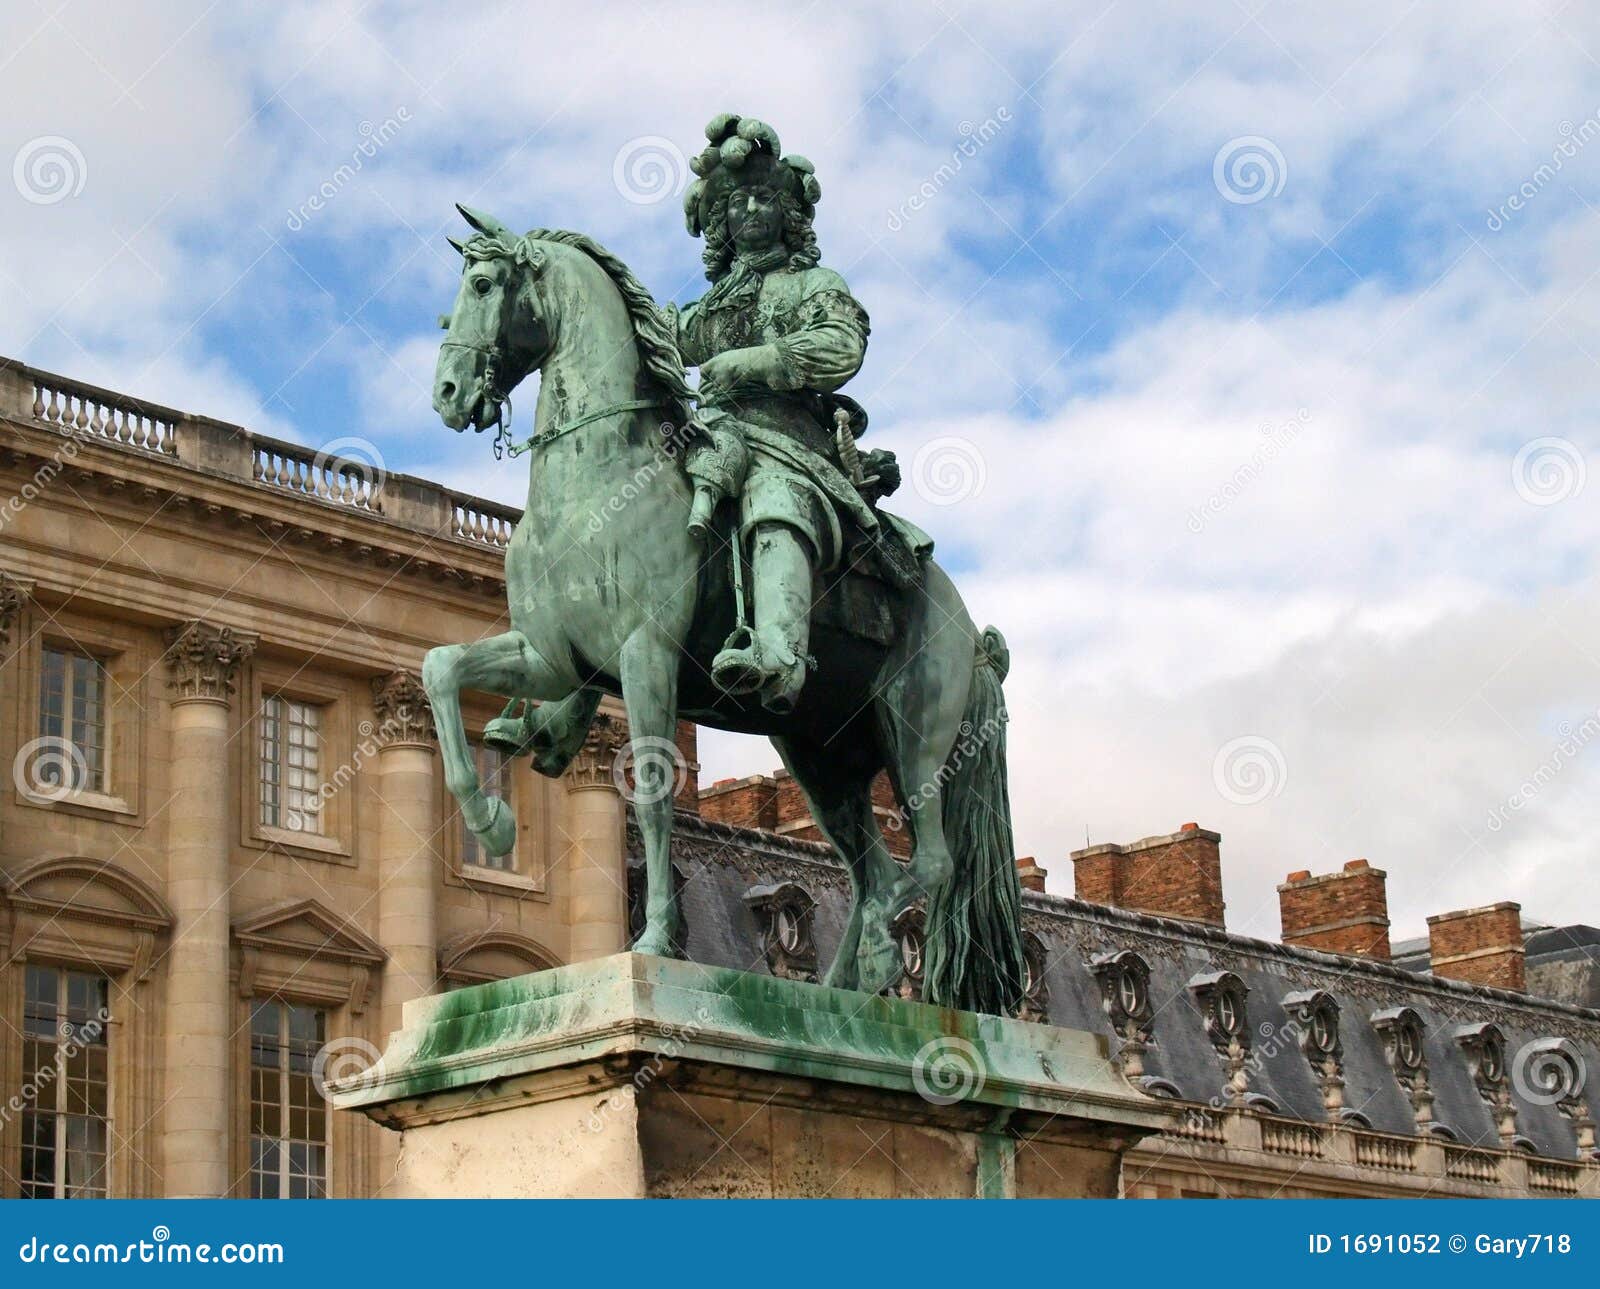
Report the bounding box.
[471,794,516,857]
[632,922,679,958]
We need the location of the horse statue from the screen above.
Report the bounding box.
[423,204,1025,1015]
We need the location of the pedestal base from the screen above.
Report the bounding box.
[329,953,1174,1198]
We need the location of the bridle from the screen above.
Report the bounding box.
[438,338,518,460]
[443,235,683,461]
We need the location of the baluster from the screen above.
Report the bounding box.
[31,383,44,419]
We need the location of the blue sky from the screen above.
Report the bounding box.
[8,1,1600,939]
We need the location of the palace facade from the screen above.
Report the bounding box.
[0,355,1597,1199]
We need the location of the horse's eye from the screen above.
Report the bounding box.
[473,277,493,296]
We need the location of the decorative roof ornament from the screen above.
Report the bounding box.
[1284,989,1347,1121]
[1371,1005,1438,1133]
[1189,970,1251,1107]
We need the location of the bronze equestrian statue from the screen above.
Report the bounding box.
[424,113,1025,1015]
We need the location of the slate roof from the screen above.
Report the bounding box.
[631,810,1600,1161]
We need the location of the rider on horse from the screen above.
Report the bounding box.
[671,113,912,714]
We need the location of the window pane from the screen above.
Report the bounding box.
[38,649,108,793]
[16,965,112,1199]
[259,697,282,827]
[462,741,516,871]
[261,697,325,833]
[248,998,330,1199]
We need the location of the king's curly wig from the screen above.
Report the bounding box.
[683,114,823,282]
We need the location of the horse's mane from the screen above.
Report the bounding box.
[468,227,695,430]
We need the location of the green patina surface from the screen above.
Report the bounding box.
[420,112,1027,1016]
[327,954,1171,1133]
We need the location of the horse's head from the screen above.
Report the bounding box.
[433,204,552,433]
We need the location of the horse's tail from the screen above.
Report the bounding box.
[922,625,1027,1017]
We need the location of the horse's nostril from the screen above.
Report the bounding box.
[438,380,456,400]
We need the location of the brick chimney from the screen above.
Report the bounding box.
[1277,859,1391,960]
[1427,902,1525,991]
[1016,857,1047,893]
[1070,823,1225,926]
[698,774,779,830]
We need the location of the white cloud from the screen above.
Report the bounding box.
[8,0,1600,944]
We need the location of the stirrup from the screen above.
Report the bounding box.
[711,625,765,695]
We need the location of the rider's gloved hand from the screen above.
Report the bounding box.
[862,448,901,497]
[697,345,792,402]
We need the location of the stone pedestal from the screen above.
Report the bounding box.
[329,954,1174,1198]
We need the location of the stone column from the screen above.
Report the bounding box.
[371,671,440,1040]
[562,714,630,962]
[161,620,256,1198]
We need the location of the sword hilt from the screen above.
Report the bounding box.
[834,407,864,485]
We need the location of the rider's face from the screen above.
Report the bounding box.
[728,188,783,256]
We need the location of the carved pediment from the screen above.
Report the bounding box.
[232,899,385,1014]
[233,898,385,966]
[2,857,174,979]
[438,930,559,986]
[3,856,173,930]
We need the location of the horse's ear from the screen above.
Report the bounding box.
[446,235,468,256]
[457,203,511,236]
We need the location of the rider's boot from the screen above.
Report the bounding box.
[712,524,813,714]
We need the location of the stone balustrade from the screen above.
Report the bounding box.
[1143,1105,1600,1197]
[16,362,180,456]
[0,356,520,550]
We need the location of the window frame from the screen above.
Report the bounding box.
[37,646,111,797]
[246,998,330,1200]
[0,861,172,1199]
[11,614,146,823]
[459,738,517,873]
[241,661,354,863]
[18,965,113,1200]
[441,713,553,899]
[258,693,326,837]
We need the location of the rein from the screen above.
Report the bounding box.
[505,398,673,459]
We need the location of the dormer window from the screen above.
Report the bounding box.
[742,882,816,982]
[1018,932,1050,1022]
[1188,970,1251,1105]
[891,906,926,1000]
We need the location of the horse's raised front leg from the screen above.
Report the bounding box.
[617,626,682,958]
[422,630,570,858]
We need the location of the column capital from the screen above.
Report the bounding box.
[163,620,257,705]
[0,570,35,656]
[370,670,435,749]
[566,713,628,792]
